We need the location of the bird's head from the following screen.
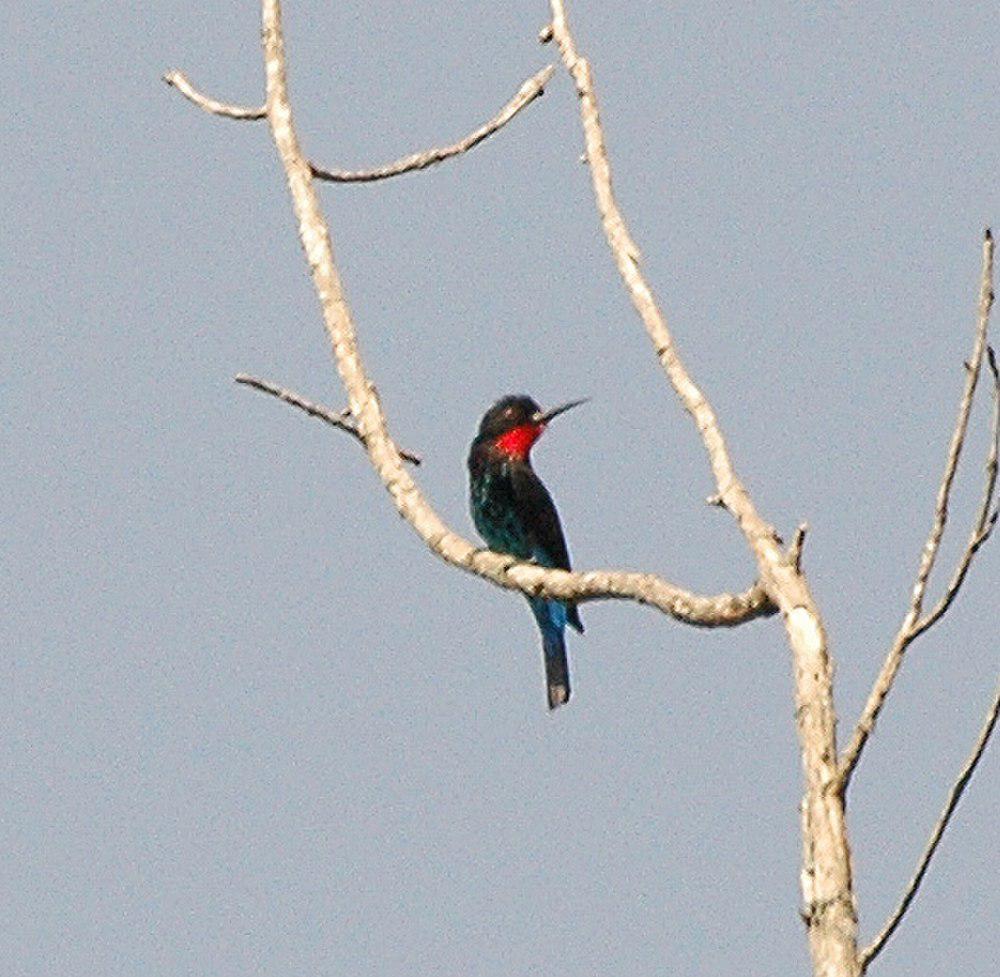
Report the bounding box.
[476,394,587,460]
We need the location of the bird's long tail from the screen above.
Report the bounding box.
[529,597,571,710]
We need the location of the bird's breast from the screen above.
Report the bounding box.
[469,462,532,558]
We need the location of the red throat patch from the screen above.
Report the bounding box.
[494,423,544,459]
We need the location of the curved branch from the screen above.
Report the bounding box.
[310,65,555,183]
[235,373,423,465]
[257,0,773,628]
[545,2,860,971]
[163,70,266,120]
[546,3,759,542]
[840,232,995,788]
[860,683,1000,970]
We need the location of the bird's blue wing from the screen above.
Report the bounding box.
[510,465,572,570]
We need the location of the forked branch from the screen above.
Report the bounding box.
[310,65,555,183]
[165,62,556,184]
[912,344,1000,638]
[860,683,1000,970]
[840,232,996,788]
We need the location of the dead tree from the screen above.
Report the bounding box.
[165,3,998,975]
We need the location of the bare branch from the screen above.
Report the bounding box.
[840,231,996,787]
[172,8,996,976]
[256,0,773,628]
[911,344,1000,638]
[310,65,555,184]
[545,4,859,967]
[860,683,1000,970]
[163,70,266,120]
[543,0,809,591]
[905,234,996,621]
[235,373,423,465]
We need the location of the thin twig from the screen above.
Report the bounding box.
[163,70,267,120]
[235,374,422,465]
[860,683,1000,970]
[310,65,555,183]
[840,231,996,788]
[253,0,775,628]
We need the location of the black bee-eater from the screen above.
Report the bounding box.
[467,395,586,710]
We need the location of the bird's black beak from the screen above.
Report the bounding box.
[536,398,589,425]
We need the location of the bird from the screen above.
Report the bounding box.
[467,394,587,710]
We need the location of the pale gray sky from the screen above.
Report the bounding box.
[3,3,997,975]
